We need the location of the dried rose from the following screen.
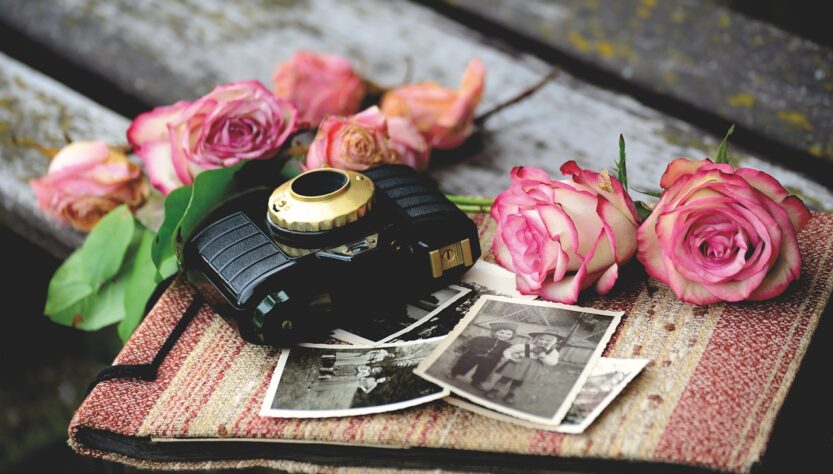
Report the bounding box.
[31,141,148,232]
[305,106,428,172]
[491,162,640,304]
[128,80,297,195]
[272,51,365,126]
[381,58,485,149]
[637,158,810,304]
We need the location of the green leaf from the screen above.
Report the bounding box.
[634,201,654,221]
[714,124,735,164]
[43,251,94,315]
[633,187,664,198]
[44,205,135,316]
[151,164,243,277]
[48,261,131,331]
[176,164,242,253]
[119,228,158,342]
[614,134,628,191]
[151,185,191,272]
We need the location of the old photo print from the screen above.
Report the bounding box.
[414,295,622,425]
[261,339,448,418]
[332,285,471,345]
[388,261,533,343]
[445,357,649,433]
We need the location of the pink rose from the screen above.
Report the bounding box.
[128,80,297,195]
[305,106,428,172]
[386,116,430,172]
[637,158,811,304]
[381,58,485,149]
[30,141,148,232]
[272,51,365,126]
[491,162,640,304]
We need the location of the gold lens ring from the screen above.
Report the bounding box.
[268,168,374,232]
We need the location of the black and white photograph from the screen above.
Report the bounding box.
[332,285,471,345]
[260,339,448,418]
[414,295,622,425]
[388,261,533,343]
[445,357,649,434]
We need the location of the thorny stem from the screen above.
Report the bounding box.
[475,69,559,125]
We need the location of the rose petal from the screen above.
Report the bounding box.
[127,101,190,149]
[135,141,186,195]
[561,160,640,227]
[539,228,606,304]
[595,264,619,295]
[49,141,110,173]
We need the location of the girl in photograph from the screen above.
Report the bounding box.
[450,322,517,391]
[485,331,560,404]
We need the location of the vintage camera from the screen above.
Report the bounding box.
[183,165,481,346]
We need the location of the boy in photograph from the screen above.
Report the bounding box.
[486,331,560,404]
[450,322,517,391]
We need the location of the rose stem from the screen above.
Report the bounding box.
[446,194,496,207]
[455,204,489,213]
[474,69,559,125]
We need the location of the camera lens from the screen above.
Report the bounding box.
[290,169,349,200]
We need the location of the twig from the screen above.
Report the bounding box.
[475,69,559,125]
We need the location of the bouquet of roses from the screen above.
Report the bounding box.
[32,49,812,342]
[33,51,490,340]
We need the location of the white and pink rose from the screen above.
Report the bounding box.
[128,80,298,195]
[305,106,429,172]
[637,158,810,304]
[31,141,149,232]
[491,162,641,304]
[272,51,365,126]
[381,58,485,150]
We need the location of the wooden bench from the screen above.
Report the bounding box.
[1,0,831,471]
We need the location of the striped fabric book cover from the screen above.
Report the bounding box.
[69,213,833,473]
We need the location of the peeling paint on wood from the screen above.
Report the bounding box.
[1,0,830,210]
[441,0,833,164]
[0,1,832,259]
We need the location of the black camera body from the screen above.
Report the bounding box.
[183,165,480,346]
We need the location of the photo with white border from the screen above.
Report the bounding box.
[261,338,448,418]
[332,285,471,345]
[383,261,534,343]
[445,357,649,433]
[414,295,622,425]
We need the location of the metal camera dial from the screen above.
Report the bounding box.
[267,168,374,232]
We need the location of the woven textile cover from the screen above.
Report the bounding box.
[69,213,833,473]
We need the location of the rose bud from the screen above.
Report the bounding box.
[128,80,298,195]
[381,58,485,149]
[306,106,427,172]
[272,50,365,126]
[30,141,149,232]
[491,162,641,304]
[637,158,811,304]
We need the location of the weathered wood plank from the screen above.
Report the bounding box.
[1,0,830,212]
[433,0,833,165]
[0,52,129,257]
[0,0,832,262]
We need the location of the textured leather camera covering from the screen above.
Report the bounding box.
[69,213,833,474]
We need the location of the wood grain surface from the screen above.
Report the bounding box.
[436,0,833,165]
[0,0,831,261]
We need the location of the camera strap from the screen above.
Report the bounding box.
[85,279,203,396]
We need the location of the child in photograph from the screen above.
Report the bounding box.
[450,322,517,391]
[486,331,561,404]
